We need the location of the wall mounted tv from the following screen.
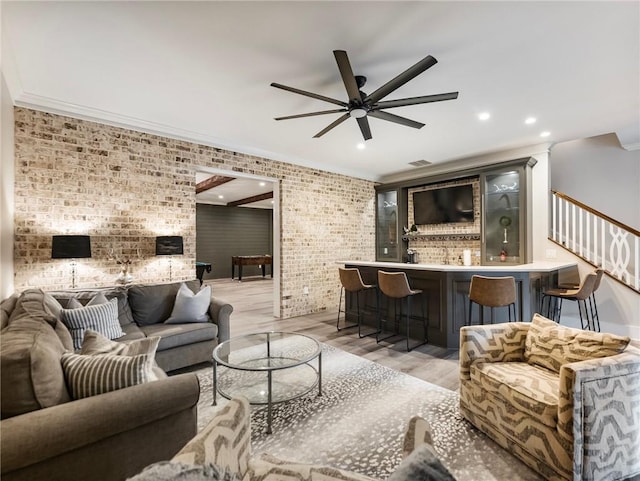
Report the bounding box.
[413,185,474,225]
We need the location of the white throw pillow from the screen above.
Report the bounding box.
[165,283,211,324]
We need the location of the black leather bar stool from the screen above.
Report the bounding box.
[541,268,602,331]
[336,267,378,337]
[468,275,517,325]
[376,271,427,351]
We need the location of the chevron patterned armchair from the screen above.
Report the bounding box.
[459,314,640,481]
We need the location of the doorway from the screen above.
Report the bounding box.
[194,166,280,319]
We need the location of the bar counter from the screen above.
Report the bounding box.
[338,260,577,349]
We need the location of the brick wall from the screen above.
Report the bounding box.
[13,107,376,318]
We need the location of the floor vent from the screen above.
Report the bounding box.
[408,160,432,167]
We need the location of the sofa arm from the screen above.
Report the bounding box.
[459,323,529,380]
[173,397,251,478]
[1,373,200,478]
[209,296,233,342]
[559,347,640,481]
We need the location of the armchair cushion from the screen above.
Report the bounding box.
[172,397,251,477]
[471,361,559,428]
[459,322,529,381]
[524,314,630,373]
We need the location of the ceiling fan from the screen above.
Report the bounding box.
[271,50,459,141]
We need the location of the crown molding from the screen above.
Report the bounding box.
[378,143,552,185]
[12,92,378,182]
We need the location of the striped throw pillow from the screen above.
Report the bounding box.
[61,352,152,399]
[61,298,124,350]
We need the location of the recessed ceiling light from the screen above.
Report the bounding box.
[525,117,537,125]
[540,131,551,138]
[356,143,366,150]
[218,195,224,199]
[478,112,491,121]
[259,181,266,187]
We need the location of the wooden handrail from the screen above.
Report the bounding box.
[551,190,640,237]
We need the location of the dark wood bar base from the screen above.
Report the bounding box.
[344,262,574,349]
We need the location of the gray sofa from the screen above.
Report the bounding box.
[0,281,233,481]
[49,279,233,372]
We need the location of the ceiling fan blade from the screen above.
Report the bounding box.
[313,113,350,138]
[364,55,438,104]
[275,109,347,121]
[271,82,347,107]
[334,50,362,103]
[368,110,425,129]
[374,92,459,110]
[357,116,372,141]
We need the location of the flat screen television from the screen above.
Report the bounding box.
[413,185,474,224]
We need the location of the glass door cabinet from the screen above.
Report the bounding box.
[376,189,406,262]
[481,160,533,265]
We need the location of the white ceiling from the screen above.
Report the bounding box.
[3,1,639,189]
[195,172,275,209]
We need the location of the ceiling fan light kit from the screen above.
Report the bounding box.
[271,50,459,141]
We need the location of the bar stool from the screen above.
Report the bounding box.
[468,275,517,325]
[541,269,602,331]
[336,267,378,337]
[555,268,604,332]
[377,271,428,351]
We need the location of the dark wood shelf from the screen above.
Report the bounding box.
[403,233,481,241]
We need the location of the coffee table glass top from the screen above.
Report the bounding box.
[212,331,321,371]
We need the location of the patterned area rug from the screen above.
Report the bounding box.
[195,344,543,481]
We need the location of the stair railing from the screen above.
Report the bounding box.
[550,190,639,293]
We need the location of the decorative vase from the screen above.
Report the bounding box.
[116,264,134,284]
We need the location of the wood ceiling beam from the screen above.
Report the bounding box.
[196,175,235,194]
[227,191,274,207]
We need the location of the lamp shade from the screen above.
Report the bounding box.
[155,236,184,256]
[51,235,92,259]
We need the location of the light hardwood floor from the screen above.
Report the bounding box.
[206,277,460,391]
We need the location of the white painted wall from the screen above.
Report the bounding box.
[529,149,550,262]
[550,133,640,229]
[548,134,640,338]
[1,71,15,299]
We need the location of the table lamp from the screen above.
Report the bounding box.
[51,235,92,288]
[155,235,183,281]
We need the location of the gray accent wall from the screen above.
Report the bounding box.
[196,204,273,280]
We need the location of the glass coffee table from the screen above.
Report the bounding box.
[212,331,322,434]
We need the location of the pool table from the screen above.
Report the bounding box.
[195,261,212,285]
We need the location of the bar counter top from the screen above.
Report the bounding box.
[337,260,577,273]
